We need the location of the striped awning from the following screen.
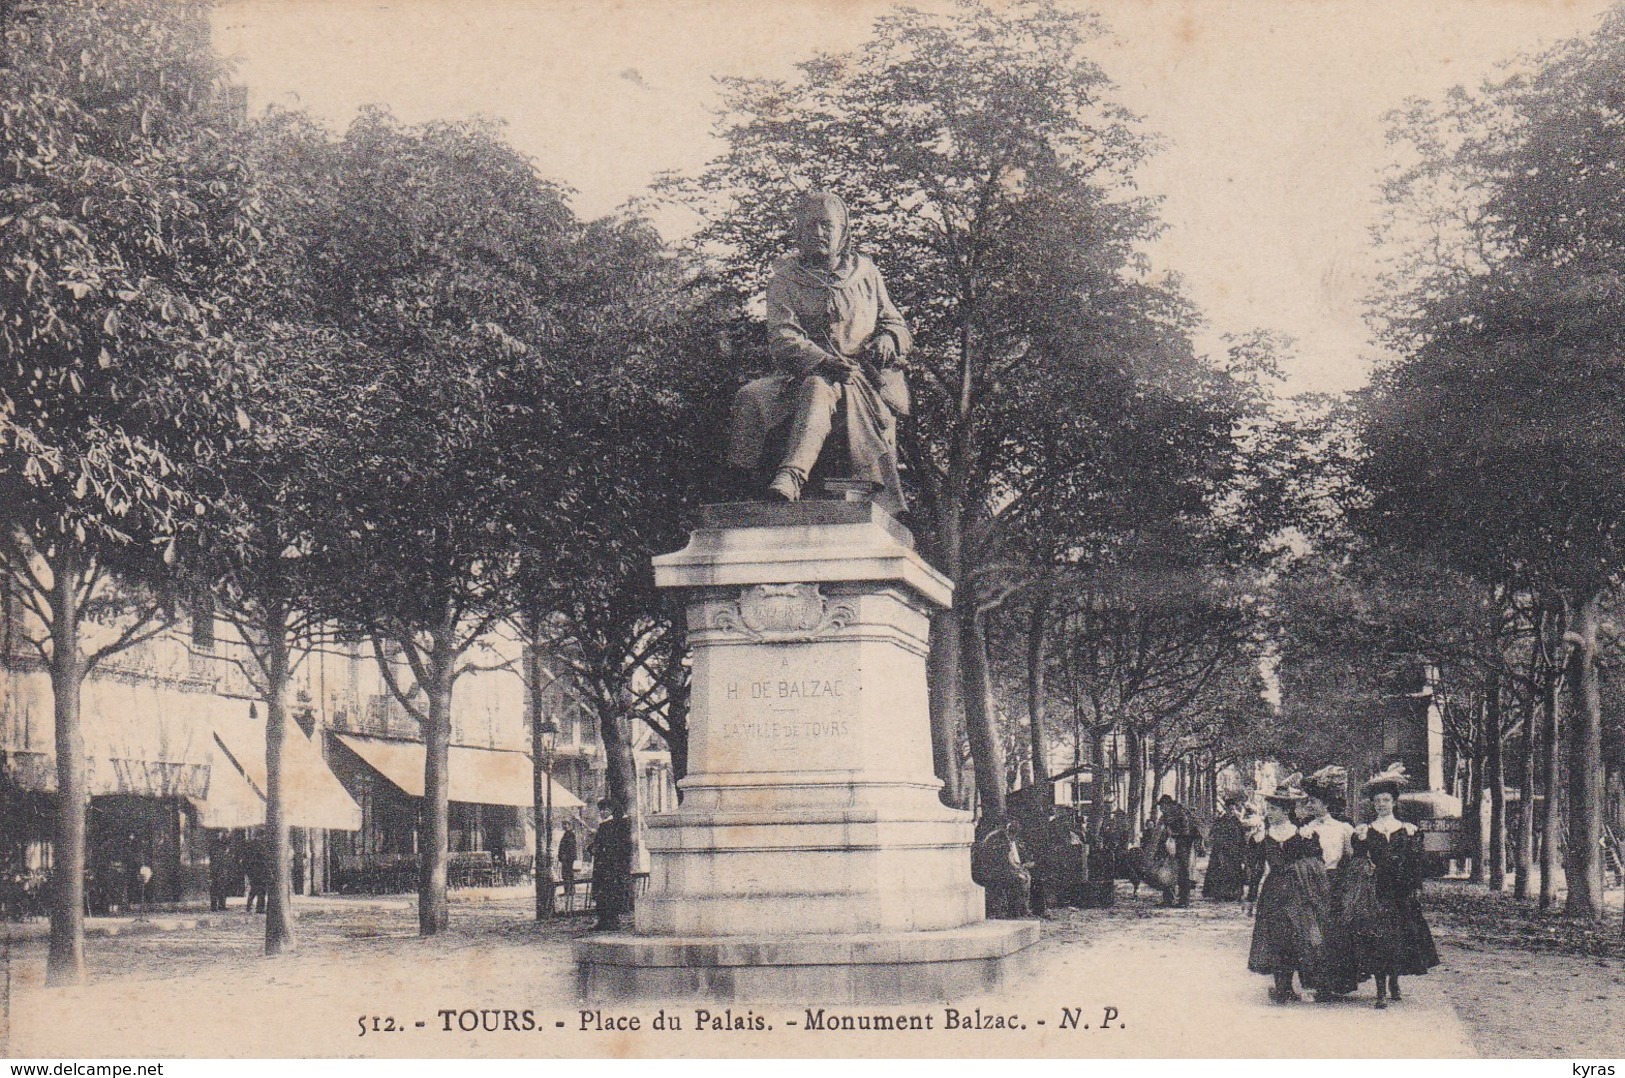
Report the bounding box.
[0,673,212,798]
[334,733,582,810]
[1,751,211,799]
[190,743,265,829]
[205,713,361,831]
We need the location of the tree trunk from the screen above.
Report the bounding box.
[528,643,554,922]
[1486,672,1506,892]
[925,354,976,811]
[419,627,456,936]
[1026,593,1050,786]
[1088,729,1111,841]
[661,616,691,790]
[1467,711,1485,885]
[1514,688,1536,900]
[262,611,297,953]
[1149,738,1166,821]
[311,829,326,896]
[1539,663,1562,911]
[597,686,639,819]
[666,720,689,790]
[1563,589,1606,921]
[1125,726,1145,843]
[46,548,87,987]
[927,582,963,807]
[960,604,1006,826]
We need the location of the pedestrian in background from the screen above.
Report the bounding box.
[588,800,633,930]
[972,816,1031,919]
[1155,793,1198,907]
[557,824,579,898]
[1099,809,1132,884]
[244,834,269,915]
[1203,794,1250,901]
[207,831,238,912]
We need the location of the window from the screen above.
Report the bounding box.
[191,594,216,651]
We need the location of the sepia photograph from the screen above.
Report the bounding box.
[1,0,1623,1063]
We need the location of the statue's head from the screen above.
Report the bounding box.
[795,190,850,271]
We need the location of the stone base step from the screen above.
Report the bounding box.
[574,920,1039,1003]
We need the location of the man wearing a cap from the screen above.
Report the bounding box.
[588,799,634,931]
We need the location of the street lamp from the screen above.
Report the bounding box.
[534,717,558,920]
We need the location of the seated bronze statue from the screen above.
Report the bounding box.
[723,190,912,515]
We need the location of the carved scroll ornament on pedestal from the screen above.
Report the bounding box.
[711,583,857,643]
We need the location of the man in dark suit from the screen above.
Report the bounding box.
[587,800,633,930]
[971,817,1032,919]
[244,834,269,914]
[1155,794,1199,908]
[557,825,579,898]
[208,831,239,911]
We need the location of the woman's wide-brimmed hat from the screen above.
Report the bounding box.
[1302,764,1348,802]
[1363,762,1411,795]
[1263,773,1307,805]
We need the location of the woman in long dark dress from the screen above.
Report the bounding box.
[1203,794,1249,901]
[1298,766,1362,999]
[1247,782,1335,1003]
[1346,764,1440,1008]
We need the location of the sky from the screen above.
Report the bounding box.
[211,0,1617,396]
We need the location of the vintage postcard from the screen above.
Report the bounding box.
[2,0,1623,1063]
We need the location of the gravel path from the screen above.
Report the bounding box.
[2,884,1611,1058]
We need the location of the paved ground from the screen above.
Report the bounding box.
[0,883,1614,1059]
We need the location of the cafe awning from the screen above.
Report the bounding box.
[1,675,219,798]
[207,713,362,831]
[334,733,583,810]
[2,744,210,801]
[190,744,265,829]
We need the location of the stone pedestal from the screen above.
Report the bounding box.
[574,501,1037,1002]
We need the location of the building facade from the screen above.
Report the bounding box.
[0,592,677,913]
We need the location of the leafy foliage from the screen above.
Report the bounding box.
[1360,9,1625,919]
[0,0,256,546]
[0,0,263,984]
[1362,7,1625,598]
[664,0,1266,816]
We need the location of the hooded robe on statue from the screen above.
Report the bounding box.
[724,190,913,514]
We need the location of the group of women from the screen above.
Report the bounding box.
[1243,764,1441,1008]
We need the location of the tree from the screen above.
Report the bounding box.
[1269,540,1548,892]
[1006,330,1307,824]
[518,221,734,820]
[1365,8,1625,921]
[666,0,1240,823]
[0,0,258,983]
[1533,601,1567,910]
[312,109,580,936]
[188,109,373,953]
[1042,552,1264,833]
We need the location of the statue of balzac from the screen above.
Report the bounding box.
[723,190,912,515]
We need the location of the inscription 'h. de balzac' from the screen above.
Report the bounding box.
[727,678,844,701]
